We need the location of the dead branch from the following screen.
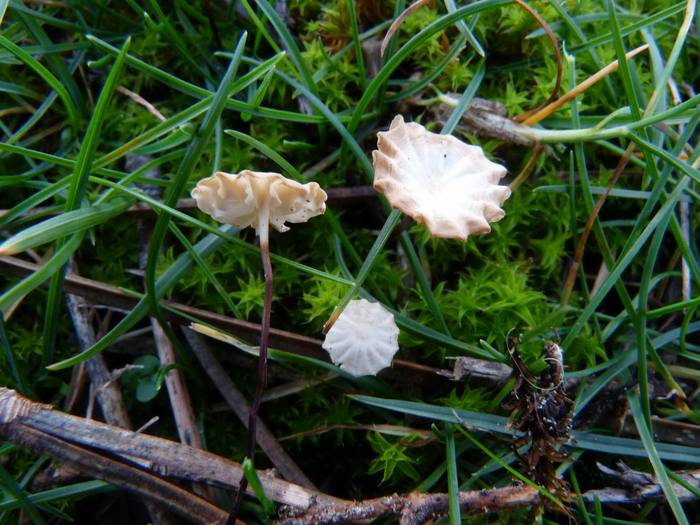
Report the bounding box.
[66,292,132,427]
[0,387,339,510]
[1,388,698,524]
[279,485,540,525]
[2,421,227,524]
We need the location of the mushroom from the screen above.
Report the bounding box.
[372,115,511,241]
[191,169,326,502]
[322,299,400,376]
[191,170,327,243]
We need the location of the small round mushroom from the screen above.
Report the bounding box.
[322,299,400,377]
[372,115,511,241]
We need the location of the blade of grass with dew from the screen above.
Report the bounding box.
[627,390,689,525]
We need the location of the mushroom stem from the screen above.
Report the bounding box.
[229,216,273,523]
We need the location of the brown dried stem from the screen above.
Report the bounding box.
[230,233,275,523]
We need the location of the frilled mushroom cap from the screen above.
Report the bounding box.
[191,171,327,234]
[322,299,399,376]
[372,115,511,241]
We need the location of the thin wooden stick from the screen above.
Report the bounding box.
[522,45,649,126]
[2,425,226,524]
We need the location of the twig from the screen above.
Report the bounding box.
[183,328,316,489]
[278,485,541,525]
[0,388,338,510]
[380,0,432,59]
[117,86,166,122]
[0,389,698,524]
[0,392,227,524]
[150,320,204,449]
[66,292,132,428]
[66,277,176,524]
[522,45,649,126]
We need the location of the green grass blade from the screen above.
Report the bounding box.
[0,460,45,524]
[0,313,27,395]
[443,0,484,56]
[144,32,247,320]
[0,34,79,130]
[252,0,317,97]
[0,200,130,256]
[48,227,232,370]
[328,209,402,323]
[455,425,564,509]
[347,0,367,89]
[42,38,130,366]
[563,178,689,347]
[441,60,485,135]
[445,426,461,525]
[168,222,242,319]
[241,458,276,516]
[351,396,700,463]
[0,234,83,315]
[627,391,689,525]
[0,480,111,513]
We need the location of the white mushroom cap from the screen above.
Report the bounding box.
[322,299,400,377]
[372,115,511,241]
[191,171,327,235]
